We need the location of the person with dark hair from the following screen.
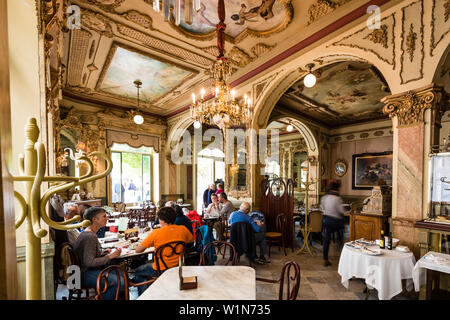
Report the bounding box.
[134,206,193,296]
[320,180,345,267]
[168,202,194,235]
[218,193,234,220]
[73,207,124,300]
[203,183,216,208]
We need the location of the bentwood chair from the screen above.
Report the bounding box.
[199,241,238,266]
[95,265,129,300]
[265,213,288,257]
[154,241,186,276]
[256,261,301,300]
[95,265,156,300]
[54,242,96,300]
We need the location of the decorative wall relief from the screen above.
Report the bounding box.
[308,0,352,25]
[228,46,254,67]
[251,43,277,58]
[329,14,396,69]
[120,10,153,29]
[431,0,450,56]
[400,0,424,84]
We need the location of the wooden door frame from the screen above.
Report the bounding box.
[0,0,18,300]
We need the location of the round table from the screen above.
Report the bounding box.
[338,243,416,300]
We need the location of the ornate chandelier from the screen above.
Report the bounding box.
[189,0,252,130]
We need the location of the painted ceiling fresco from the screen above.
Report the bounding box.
[98,45,194,103]
[179,0,289,38]
[281,61,390,126]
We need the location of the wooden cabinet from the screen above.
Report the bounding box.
[350,212,390,241]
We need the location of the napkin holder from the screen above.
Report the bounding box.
[179,256,197,290]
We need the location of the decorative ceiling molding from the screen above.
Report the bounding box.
[252,71,282,104]
[67,29,92,87]
[119,10,154,29]
[163,0,294,44]
[251,43,277,58]
[329,13,397,69]
[307,0,352,25]
[400,0,424,85]
[228,46,253,68]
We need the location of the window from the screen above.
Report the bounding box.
[110,143,156,204]
[196,147,225,213]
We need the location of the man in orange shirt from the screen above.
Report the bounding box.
[134,206,193,295]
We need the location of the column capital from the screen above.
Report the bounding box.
[381,84,448,128]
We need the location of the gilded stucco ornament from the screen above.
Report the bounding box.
[364,25,389,49]
[406,24,417,62]
[382,85,446,128]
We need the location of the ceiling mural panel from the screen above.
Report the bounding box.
[97,44,196,103]
[176,0,293,41]
[281,61,391,126]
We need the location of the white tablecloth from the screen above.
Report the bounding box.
[338,244,416,300]
[138,266,256,300]
[412,251,450,291]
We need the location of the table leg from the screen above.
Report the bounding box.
[426,269,433,300]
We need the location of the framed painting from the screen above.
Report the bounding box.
[352,152,393,190]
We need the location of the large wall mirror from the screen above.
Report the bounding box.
[225,134,250,198]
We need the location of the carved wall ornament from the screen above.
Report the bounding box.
[308,0,352,25]
[80,9,114,38]
[228,46,253,68]
[329,14,396,69]
[446,0,450,21]
[67,28,92,87]
[85,0,125,13]
[406,24,417,62]
[400,0,424,85]
[119,10,153,30]
[382,85,446,128]
[251,43,277,58]
[364,25,389,49]
[430,0,450,56]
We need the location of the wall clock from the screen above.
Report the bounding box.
[334,159,347,177]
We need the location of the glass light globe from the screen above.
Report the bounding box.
[303,73,317,88]
[193,120,201,129]
[133,114,144,125]
[286,124,294,132]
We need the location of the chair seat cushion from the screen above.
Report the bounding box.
[266,232,282,238]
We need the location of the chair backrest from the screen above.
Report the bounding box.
[275,213,287,234]
[154,241,186,276]
[230,222,256,260]
[95,265,129,300]
[278,261,301,300]
[309,211,323,233]
[199,241,238,266]
[54,242,80,282]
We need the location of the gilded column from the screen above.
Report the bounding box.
[382,84,447,257]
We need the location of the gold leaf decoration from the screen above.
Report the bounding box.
[406,24,417,62]
[364,25,389,48]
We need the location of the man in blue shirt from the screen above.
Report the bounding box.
[249,211,270,264]
[229,203,269,264]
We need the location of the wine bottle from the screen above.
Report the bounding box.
[387,232,393,250]
[379,230,385,249]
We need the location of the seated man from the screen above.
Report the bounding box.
[212,193,235,241]
[134,206,194,296]
[63,202,81,245]
[228,202,261,263]
[249,211,270,264]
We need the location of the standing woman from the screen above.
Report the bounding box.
[73,207,124,299]
[320,181,345,267]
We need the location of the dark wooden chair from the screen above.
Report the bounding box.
[265,213,287,257]
[154,241,186,276]
[54,242,96,300]
[199,241,238,266]
[95,265,129,300]
[256,261,301,300]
